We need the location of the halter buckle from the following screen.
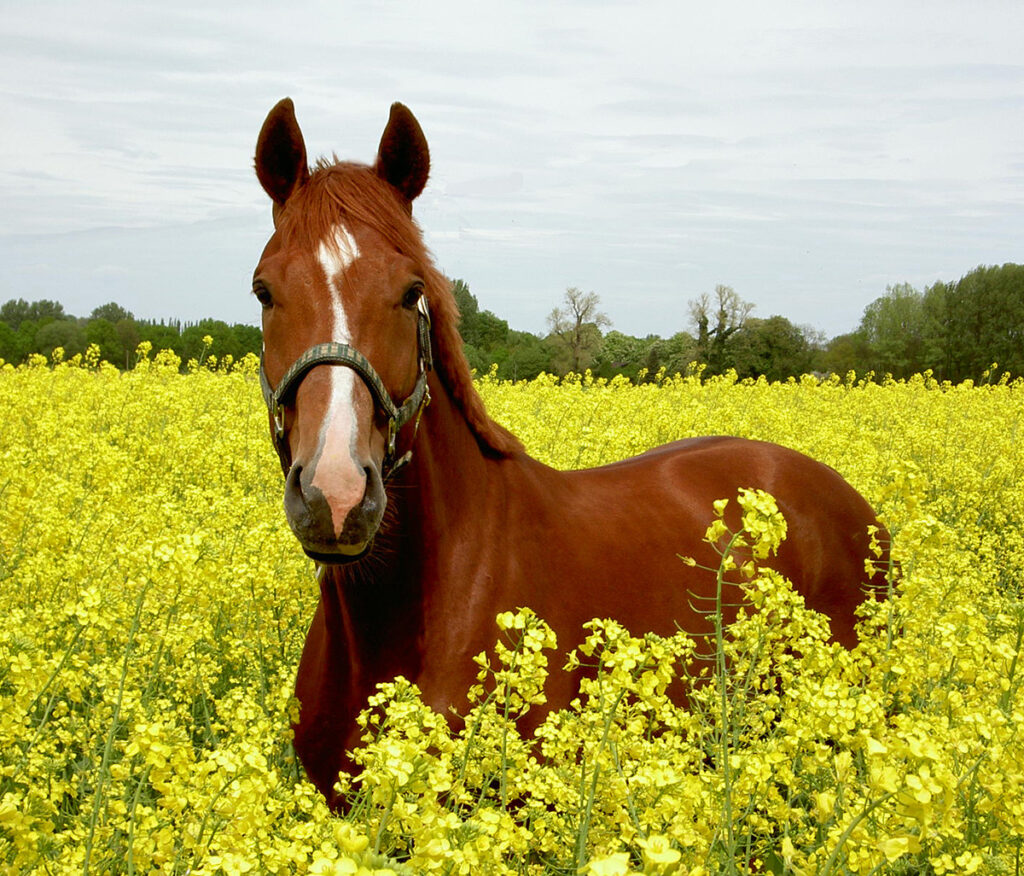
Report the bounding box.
[273,401,286,442]
[386,418,398,459]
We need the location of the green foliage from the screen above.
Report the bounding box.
[946,263,1024,380]
[730,315,819,381]
[453,278,525,379]
[89,301,134,324]
[594,330,648,380]
[546,287,611,375]
[0,298,262,370]
[4,261,1023,381]
[858,283,930,378]
[488,330,551,381]
[0,319,33,364]
[34,319,86,360]
[0,297,66,330]
[690,284,755,374]
[848,265,1024,382]
[822,331,873,379]
[178,319,259,366]
[85,318,125,368]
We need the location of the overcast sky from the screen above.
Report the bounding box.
[2,1,1022,339]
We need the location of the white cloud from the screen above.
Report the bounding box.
[1,0,1023,336]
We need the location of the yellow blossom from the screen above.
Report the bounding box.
[0,357,1022,874]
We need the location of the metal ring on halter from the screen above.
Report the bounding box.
[272,400,286,442]
[387,418,398,459]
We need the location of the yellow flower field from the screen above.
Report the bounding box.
[1,345,1022,874]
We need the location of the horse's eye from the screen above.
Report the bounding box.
[401,283,424,310]
[253,281,274,310]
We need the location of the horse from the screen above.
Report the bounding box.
[252,98,889,808]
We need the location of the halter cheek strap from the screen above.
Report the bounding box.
[259,296,433,479]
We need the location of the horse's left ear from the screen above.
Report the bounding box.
[375,103,429,205]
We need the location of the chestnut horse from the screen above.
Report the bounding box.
[252,98,888,807]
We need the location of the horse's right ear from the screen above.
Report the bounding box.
[255,98,310,207]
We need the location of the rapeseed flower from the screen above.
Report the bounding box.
[0,350,1021,872]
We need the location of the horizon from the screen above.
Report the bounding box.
[0,264,994,344]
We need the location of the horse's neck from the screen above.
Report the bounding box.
[298,382,510,800]
[403,374,500,535]
[323,374,498,676]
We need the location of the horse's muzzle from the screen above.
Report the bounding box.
[283,461,386,562]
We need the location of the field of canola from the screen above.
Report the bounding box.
[1,345,1022,875]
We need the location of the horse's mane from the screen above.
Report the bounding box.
[278,159,523,458]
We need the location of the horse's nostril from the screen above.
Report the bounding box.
[284,464,308,515]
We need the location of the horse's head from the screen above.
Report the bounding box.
[252,98,434,563]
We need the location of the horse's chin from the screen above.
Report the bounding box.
[303,542,372,565]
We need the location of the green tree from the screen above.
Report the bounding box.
[90,302,134,324]
[730,315,817,381]
[178,320,233,364]
[509,330,550,380]
[231,324,262,359]
[115,318,142,368]
[0,321,23,363]
[661,332,698,376]
[85,318,125,366]
[35,319,86,359]
[451,278,517,373]
[921,281,953,379]
[488,330,549,380]
[946,263,1024,380]
[594,330,646,379]
[13,321,41,362]
[821,331,873,378]
[546,287,610,374]
[593,332,680,381]
[688,285,754,374]
[858,283,928,378]
[451,279,479,328]
[175,320,262,365]
[0,298,66,331]
[137,320,182,360]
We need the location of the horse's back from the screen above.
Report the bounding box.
[509,435,884,649]
[558,434,871,533]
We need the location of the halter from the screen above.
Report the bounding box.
[258,295,433,479]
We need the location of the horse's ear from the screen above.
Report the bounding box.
[375,103,429,205]
[255,98,310,207]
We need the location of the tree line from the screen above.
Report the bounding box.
[2,261,1021,382]
[0,300,262,369]
[453,280,824,383]
[823,264,1024,381]
[459,263,1024,383]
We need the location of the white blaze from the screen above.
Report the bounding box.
[313,225,365,528]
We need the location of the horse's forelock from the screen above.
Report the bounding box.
[278,159,523,459]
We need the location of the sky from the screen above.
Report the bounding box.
[2,1,1023,340]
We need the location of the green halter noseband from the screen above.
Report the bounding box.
[258,295,433,479]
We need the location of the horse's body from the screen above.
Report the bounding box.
[253,99,888,807]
